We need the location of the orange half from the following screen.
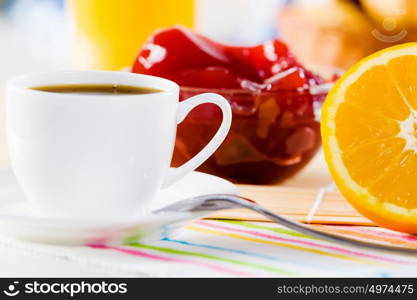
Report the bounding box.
[322,43,417,233]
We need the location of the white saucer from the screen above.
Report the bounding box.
[0,168,238,245]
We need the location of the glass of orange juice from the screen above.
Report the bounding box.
[67,0,194,70]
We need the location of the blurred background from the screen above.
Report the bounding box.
[0,0,416,170]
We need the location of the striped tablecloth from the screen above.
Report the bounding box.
[2,220,417,277]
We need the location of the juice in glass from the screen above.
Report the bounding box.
[67,0,194,70]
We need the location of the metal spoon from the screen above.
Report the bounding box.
[155,194,417,256]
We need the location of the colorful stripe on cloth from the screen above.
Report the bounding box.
[312,225,417,249]
[88,220,417,277]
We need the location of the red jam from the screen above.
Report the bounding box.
[132,27,326,184]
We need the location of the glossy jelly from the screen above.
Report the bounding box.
[132,26,326,183]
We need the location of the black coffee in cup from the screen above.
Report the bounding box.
[31,84,161,95]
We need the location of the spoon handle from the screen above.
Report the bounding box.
[156,194,417,255]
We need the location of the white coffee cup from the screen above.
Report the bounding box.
[6,71,232,220]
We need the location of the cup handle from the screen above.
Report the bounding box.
[162,93,232,188]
